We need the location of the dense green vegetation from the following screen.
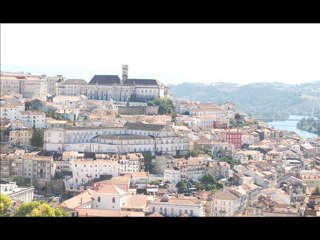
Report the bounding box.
[195,173,223,191]
[0,194,12,216]
[147,98,175,115]
[25,101,32,110]
[13,176,26,186]
[31,128,44,147]
[142,151,153,172]
[297,117,320,135]
[45,109,65,120]
[176,180,193,194]
[169,82,320,119]
[149,180,161,185]
[219,156,241,168]
[188,149,212,158]
[176,173,223,193]
[14,201,69,217]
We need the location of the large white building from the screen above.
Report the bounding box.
[44,122,190,156]
[20,78,48,99]
[148,195,206,217]
[207,161,230,179]
[233,150,263,164]
[0,181,34,203]
[91,183,127,210]
[0,102,25,121]
[57,65,171,102]
[19,111,46,128]
[163,167,181,184]
[174,157,207,182]
[22,154,56,181]
[0,72,64,98]
[213,189,242,216]
[96,153,144,174]
[70,159,119,187]
[43,75,65,96]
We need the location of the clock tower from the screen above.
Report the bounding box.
[122,65,128,83]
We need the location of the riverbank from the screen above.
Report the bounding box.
[297,117,320,136]
[267,115,318,139]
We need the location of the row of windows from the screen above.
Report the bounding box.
[97,197,115,203]
[154,207,194,216]
[75,164,116,168]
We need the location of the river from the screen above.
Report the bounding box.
[267,115,318,140]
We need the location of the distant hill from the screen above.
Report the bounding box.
[169,81,320,119]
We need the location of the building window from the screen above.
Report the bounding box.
[160,207,163,214]
[190,210,193,216]
[112,197,115,203]
[171,208,174,216]
[98,197,101,202]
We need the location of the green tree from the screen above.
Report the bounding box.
[25,101,32,110]
[13,176,25,186]
[171,112,177,123]
[142,151,153,172]
[148,98,175,115]
[229,118,237,127]
[54,171,64,179]
[54,207,70,217]
[45,109,65,120]
[0,128,10,136]
[0,194,12,216]
[234,113,241,123]
[29,203,56,217]
[201,173,216,184]
[149,180,161,185]
[190,149,199,157]
[14,201,41,216]
[15,201,69,217]
[31,128,44,147]
[196,173,223,191]
[220,156,240,168]
[176,181,189,194]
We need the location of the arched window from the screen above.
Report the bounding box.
[112,197,115,203]
[160,207,163,213]
[153,207,155,212]
[164,208,167,216]
[98,197,101,202]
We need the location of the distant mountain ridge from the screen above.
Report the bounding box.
[169,81,320,119]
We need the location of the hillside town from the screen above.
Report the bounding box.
[1,66,320,217]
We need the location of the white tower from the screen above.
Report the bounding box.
[122,65,128,83]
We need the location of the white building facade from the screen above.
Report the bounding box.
[0,102,25,121]
[44,123,190,156]
[19,111,46,128]
[148,196,206,217]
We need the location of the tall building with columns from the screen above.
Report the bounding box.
[57,65,171,102]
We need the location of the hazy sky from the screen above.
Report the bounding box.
[1,24,320,85]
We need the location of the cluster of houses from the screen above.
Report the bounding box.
[1,69,320,217]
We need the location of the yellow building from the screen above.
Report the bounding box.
[9,129,32,146]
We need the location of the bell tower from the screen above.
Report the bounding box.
[122,65,128,83]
